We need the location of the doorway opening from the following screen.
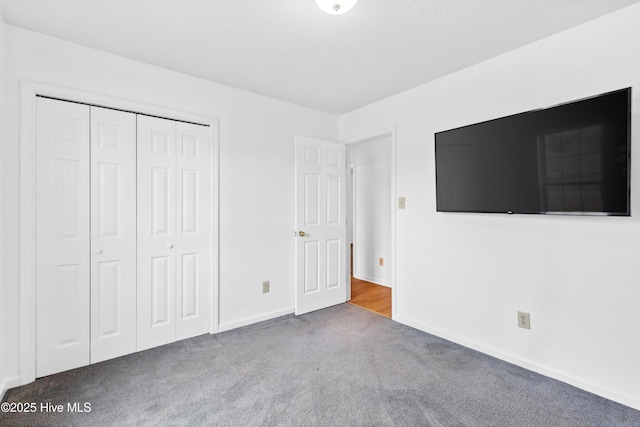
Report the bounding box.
[347,134,393,318]
[349,245,392,317]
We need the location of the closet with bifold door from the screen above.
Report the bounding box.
[35,96,211,377]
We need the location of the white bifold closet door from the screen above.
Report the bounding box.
[136,115,211,351]
[90,106,137,363]
[36,98,137,376]
[36,97,211,377]
[36,98,91,377]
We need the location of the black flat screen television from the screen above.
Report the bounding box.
[434,88,631,216]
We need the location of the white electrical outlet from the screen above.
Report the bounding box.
[262,281,270,293]
[517,311,531,329]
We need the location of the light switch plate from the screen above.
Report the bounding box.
[398,197,406,209]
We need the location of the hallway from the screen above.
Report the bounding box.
[349,277,391,318]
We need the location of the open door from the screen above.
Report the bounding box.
[294,135,347,315]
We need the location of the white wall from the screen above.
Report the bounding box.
[1,26,337,389]
[340,4,640,410]
[349,136,392,286]
[0,9,11,400]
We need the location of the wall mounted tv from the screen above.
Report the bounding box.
[434,88,631,216]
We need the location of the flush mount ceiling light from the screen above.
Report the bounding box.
[315,0,358,15]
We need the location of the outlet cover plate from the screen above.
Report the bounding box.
[262,281,270,293]
[517,311,530,329]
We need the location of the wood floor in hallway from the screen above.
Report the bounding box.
[349,277,391,318]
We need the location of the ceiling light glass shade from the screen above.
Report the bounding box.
[315,0,358,15]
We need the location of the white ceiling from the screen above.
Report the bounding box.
[1,0,639,114]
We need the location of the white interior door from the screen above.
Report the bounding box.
[294,135,347,315]
[36,97,91,376]
[175,122,211,340]
[137,115,177,351]
[90,106,137,363]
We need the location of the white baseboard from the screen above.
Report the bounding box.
[395,314,640,411]
[218,307,295,333]
[0,375,20,401]
[353,274,390,288]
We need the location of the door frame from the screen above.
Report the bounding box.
[344,127,397,319]
[18,81,220,385]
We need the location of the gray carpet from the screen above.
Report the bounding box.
[1,303,639,426]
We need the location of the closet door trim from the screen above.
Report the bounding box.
[19,81,220,385]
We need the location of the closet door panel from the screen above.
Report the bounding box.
[36,97,91,377]
[137,115,177,351]
[176,123,211,340]
[90,106,137,363]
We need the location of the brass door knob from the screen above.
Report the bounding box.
[298,231,306,237]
